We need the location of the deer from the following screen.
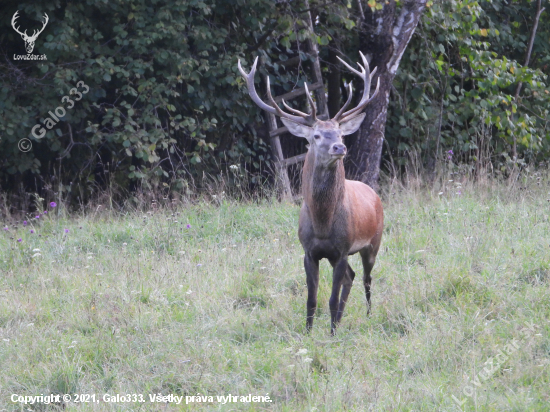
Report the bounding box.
[11,11,49,54]
[238,51,384,335]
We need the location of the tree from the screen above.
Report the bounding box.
[344,0,428,190]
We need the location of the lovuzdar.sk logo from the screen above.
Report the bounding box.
[11,10,48,61]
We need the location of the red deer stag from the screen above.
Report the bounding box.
[238,52,384,335]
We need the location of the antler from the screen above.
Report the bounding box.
[29,13,49,40]
[11,11,26,37]
[333,51,380,123]
[11,11,49,40]
[238,57,317,126]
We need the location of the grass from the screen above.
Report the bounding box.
[0,175,549,411]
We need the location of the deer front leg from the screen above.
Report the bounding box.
[304,253,320,332]
[329,258,348,335]
[336,263,356,324]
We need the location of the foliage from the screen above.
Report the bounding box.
[1,0,549,207]
[387,0,550,173]
[0,0,313,202]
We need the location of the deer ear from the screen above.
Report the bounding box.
[340,113,366,136]
[280,118,313,139]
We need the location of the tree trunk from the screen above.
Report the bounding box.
[345,0,427,191]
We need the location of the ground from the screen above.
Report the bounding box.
[0,175,549,411]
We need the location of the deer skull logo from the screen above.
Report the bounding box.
[11,11,49,54]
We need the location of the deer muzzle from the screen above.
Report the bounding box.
[330,143,347,158]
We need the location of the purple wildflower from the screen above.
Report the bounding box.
[17,238,22,242]
[43,211,48,214]
[448,149,454,155]
[50,202,57,208]
[3,227,7,231]
[30,229,34,234]
[64,229,69,233]
[186,224,191,229]
[35,215,40,219]
[23,221,27,226]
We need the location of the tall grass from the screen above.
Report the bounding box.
[0,172,549,411]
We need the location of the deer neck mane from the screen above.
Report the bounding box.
[302,149,345,235]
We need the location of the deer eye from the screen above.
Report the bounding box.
[313,134,321,140]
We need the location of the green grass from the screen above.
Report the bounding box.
[1,177,549,411]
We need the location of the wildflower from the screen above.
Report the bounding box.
[64,229,69,233]
[43,211,47,214]
[3,227,8,231]
[186,224,191,229]
[17,238,22,242]
[23,221,27,226]
[447,149,454,155]
[303,357,313,363]
[297,348,308,355]
[50,202,57,208]
[30,230,34,234]
[35,215,40,219]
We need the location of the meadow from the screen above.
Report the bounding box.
[0,173,549,411]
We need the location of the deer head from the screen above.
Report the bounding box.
[12,11,49,54]
[238,52,379,168]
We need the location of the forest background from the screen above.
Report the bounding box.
[0,0,549,210]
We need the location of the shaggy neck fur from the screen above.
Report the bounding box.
[302,149,345,238]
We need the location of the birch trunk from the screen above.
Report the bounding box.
[345,0,427,191]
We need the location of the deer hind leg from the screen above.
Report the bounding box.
[360,247,377,316]
[336,263,355,324]
[304,253,320,332]
[328,258,348,335]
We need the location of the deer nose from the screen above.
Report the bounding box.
[331,143,347,156]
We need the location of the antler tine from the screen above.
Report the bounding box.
[303,83,317,123]
[266,77,316,124]
[30,13,49,39]
[336,56,365,78]
[11,11,26,36]
[279,84,317,123]
[238,57,314,126]
[332,82,354,121]
[282,99,310,117]
[238,57,277,117]
[340,74,379,122]
[332,51,380,123]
